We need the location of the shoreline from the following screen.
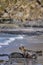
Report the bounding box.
[0,28,43,35]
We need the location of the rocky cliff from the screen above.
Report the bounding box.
[0,0,43,28]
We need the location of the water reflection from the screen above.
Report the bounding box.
[0,58,42,65]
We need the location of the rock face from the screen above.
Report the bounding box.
[0,0,43,23]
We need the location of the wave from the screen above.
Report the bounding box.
[0,35,24,48]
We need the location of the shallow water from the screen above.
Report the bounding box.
[0,33,43,65]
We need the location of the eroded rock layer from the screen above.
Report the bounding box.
[0,0,43,22]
